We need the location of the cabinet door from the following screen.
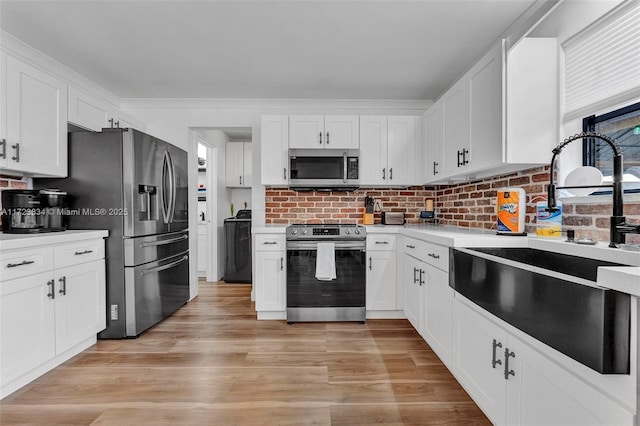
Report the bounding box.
[243,142,253,187]
[5,55,68,177]
[451,297,506,425]
[423,104,442,182]
[255,251,286,311]
[366,250,397,311]
[0,53,7,170]
[468,41,504,172]
[68,86,111,132]
[441,79,470,177]
[403,255,424,334]
[387,116,416,185]
[289,115,324,149]
[225,143,244,187]
[359,116,388,186]
[0,272,56,387]
[324,115,359,149]
[505,335,634,426]
[423,265,453,367]
[54,260,106,354]
[261,115,289,186]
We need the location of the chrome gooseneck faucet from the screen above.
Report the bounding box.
[547,131,640,248]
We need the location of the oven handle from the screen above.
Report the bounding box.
[287,241,366,250]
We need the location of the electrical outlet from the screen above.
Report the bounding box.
[110,304,118,320]
[489,198,497,206]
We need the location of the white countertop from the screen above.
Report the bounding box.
[0,230,109,251]
[252,225,287,234]
[598,267,640,297]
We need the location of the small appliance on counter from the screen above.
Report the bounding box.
[1,189,68,233]
[381,211,405,225]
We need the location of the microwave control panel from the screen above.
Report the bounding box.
[347,157,359,179]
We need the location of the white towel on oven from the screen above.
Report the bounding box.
[315,242,337,281]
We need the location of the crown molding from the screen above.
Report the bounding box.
[120,97,432,112]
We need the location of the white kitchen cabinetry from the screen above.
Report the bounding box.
[289,115,359,149]
[225,142,252,188]
[402,249,425,334]
[0,235,107,399]
[452,295,634,425]
[360,116,417,186]
[426,38,558,183]
[1,53,67,177]
[365,234,397,311]
[68,85,146,132]
[421,104,442,181]
[254,234,286,318]
[261,115,289,186]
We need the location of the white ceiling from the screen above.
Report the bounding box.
[0,0,542,100]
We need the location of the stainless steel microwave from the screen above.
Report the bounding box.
[288,149,359,190]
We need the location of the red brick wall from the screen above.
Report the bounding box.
[0,175,32,231]
[265,165,640,244]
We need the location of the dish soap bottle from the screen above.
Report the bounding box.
[496,188,526,235]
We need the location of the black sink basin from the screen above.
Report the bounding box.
[467,247,626,282]
[450,247,630,374]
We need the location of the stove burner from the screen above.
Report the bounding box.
[286,223,366,240]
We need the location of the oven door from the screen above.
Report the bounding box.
[286,240,366,308]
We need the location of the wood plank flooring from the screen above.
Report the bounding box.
[0,281,490,425]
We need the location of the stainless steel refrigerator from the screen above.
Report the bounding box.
[36,128,189,338]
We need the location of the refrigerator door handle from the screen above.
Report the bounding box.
[140,234,188,248]
[160,151,171,223]
[167,150,177,222]
[141,254,188,276]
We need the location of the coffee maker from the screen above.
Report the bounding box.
[1,189,68,233]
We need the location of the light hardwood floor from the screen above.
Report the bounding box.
[0,281,490,425]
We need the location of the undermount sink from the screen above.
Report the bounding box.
[466,247,627,282]
[451,247,630,374]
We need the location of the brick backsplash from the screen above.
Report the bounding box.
[0,175,32,231]
[265,165,640,244]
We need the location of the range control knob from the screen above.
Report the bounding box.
[301,229,307,235]
[354,228,361,234]
[291,229,298,235]
[345,229,352,234]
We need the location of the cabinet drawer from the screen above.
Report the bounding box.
[54,239,105,268]
[0,247,54,281]
[401,236,425,256]
[255,234,285,251]
[422,241,449,271]
[366,234,396,251]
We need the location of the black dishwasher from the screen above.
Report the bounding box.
[223,209,252,283]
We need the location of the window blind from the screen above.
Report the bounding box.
[563,0,640,115]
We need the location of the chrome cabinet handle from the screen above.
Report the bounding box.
[504,348,515,380]
[47,279,55,299]
[369,257,372,270]
[58,276,67,296]
[319,132,322,145]
[326,132,329,145]
[382,168,385,180]
[262,241,278,245]
[428,253,440,259]
[406,244,415,249]
[7,260,35,268]
[74,250,93,256]
[413,267,418,284]
[375,241,389,245]
[0,138,6,159]
[281,257,284,271]
[11,143,20,162]
[419,269,425,286]
[283,168,287,180]
[389,168,393,180]
[433,161,438,175]
[492,339,503,368]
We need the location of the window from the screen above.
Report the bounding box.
[583,101,640,193]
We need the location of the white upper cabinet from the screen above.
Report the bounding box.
[425,38,558,183]
[289,115,358,149]
[360,115,416,186]
[422,104,442,182]
[225,142,252,188]
[68,85,146,132]
[261,115,289,186]
[2,54,67,177]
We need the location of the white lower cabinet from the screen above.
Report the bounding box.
[422,263,453,367]
[254,234,286,316]
[452,295,635,426]
[402,253,424,333]
[366,234,398,311]
[0,235,107,399]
